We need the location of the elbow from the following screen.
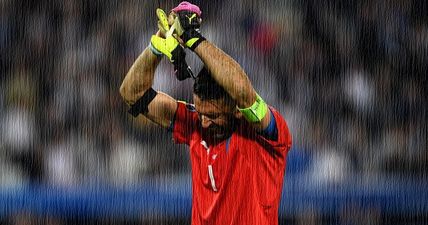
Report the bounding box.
[119,82,131,104]
[119,80,149,105]
[238,90,256,108]
[119,82,126,98]
[235,82,257,108]
[119,81,125,94]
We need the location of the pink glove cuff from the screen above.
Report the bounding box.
[171,1,202,17]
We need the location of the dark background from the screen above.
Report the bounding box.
[0,0,427,224]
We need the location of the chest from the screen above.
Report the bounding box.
[189,134,252,192]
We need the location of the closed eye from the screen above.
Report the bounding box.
[197,112,220,120]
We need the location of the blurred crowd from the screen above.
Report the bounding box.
[1,0,427,189]
[0,0,193,189]
[0,0,427,224]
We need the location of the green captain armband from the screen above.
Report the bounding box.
[237,93,268,123]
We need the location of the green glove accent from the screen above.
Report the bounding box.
[150,35,180,62]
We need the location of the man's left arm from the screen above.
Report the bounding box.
[193,40,271,132]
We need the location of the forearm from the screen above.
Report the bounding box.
[120,47,161,105]
[194,41,256,108]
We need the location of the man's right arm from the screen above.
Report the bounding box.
[119,46,178,128]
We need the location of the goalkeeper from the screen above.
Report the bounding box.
[119,2,292,225]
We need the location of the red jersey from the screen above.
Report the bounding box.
[172,101,292,225]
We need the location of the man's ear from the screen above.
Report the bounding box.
[234,107,242,119]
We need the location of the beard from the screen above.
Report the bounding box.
[202,118,238,142]
[206,125,230,140]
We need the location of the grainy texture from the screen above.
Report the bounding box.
[0,0,426,224]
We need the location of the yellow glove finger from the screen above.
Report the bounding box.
[156,8,169,32]
[157,21,168,37]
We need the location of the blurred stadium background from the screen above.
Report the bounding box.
[0,0,427,224]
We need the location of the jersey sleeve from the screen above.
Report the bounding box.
[257,106,292,152]
[249,107,292,207]
[260,109,278,140]
[170,101,197,145]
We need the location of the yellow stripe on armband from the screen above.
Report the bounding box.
[186,38,199,48]
[237,94,268,123]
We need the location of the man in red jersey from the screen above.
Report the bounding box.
[119,2,292,224]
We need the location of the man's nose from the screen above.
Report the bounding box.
[201,115,213,128]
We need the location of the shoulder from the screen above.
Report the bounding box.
[238,106,292,148]
[176,101,198,122]
[267,107,286,127]
[176,101,197,114]
[183,101,196,112]
[267,106,292,148]
[171,101,199,145]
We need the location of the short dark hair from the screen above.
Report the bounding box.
[193,67,231,101]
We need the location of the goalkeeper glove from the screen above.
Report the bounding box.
[149,35,181,61]
[150,7,195,80]
[150,8,183,61]
[150,35,193,81]
[171,1,206,50]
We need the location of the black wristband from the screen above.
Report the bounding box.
[182,29,206,51]
[128,88,157,117]
[189,36,206,51]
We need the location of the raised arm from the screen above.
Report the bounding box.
[193,41,256,108]
[168,2,272,131]
[193,41,271,131]
[120,47,159,105]
[120,6,201,128]
[119,43,177,128]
